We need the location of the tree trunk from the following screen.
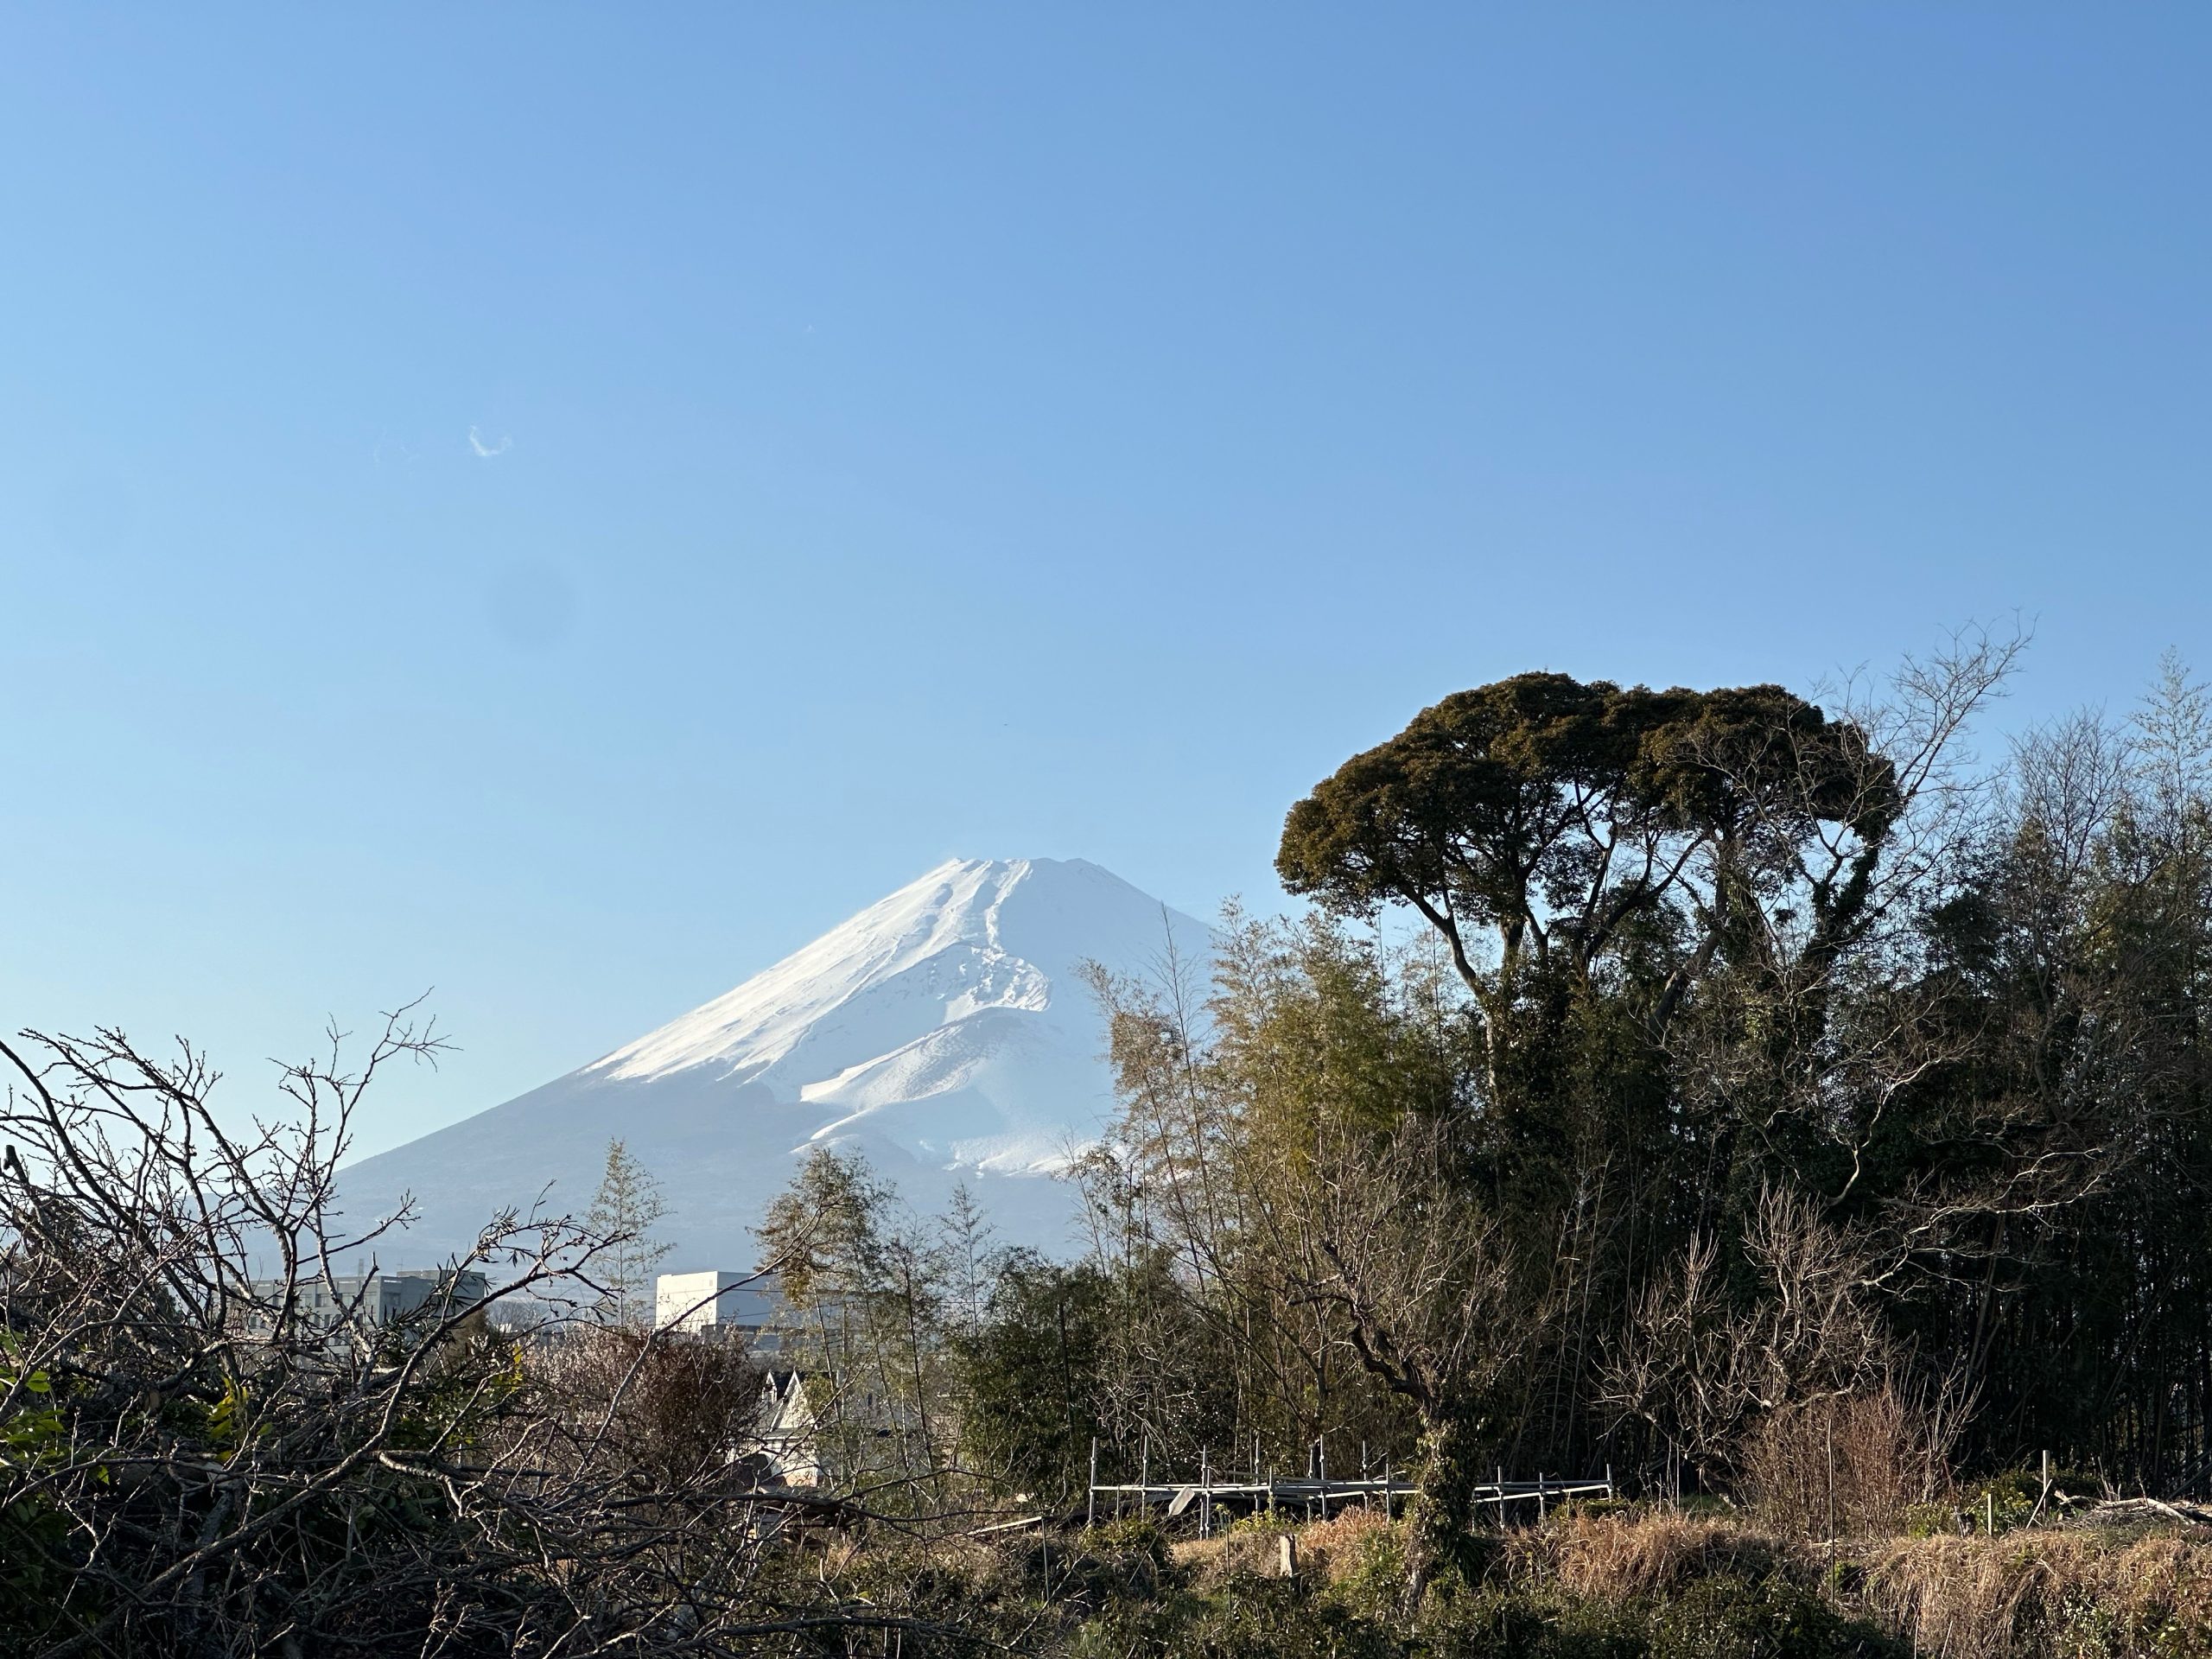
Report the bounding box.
[1402,1408,1485,1611]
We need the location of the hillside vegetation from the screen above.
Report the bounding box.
[11,637,2212,1656]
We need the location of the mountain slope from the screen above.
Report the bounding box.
[334,858,1210,1268]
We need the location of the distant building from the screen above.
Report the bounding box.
[244,1268,490,1344]
[652,1271,817,1481]
[654,1270,785,1350]
[754,1370,821,1486]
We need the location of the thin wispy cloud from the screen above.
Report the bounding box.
[468,425,512,459]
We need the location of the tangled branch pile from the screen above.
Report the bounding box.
[0,1014,931,1657]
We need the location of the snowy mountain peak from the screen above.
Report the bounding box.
[590,858,1132,1087]
[336,858,1211,1262]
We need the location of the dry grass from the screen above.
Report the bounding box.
[1514,1510,2212,1658]
[1174,1504,1402,1586]
[1479,1505,2212,1656]
[1738,1380,1960,1538]
[1110,1503,2212,1656]
[1189,1504,1808,1600]
[1511,1509,1807,1600]
[1298,1506,1398,1579]
[1859,1527,2212,1658]
[1172,1534,1230,1573]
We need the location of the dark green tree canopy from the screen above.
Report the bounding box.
[1276,672,1899,1007]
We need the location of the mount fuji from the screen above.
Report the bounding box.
[334,859,1212,1268]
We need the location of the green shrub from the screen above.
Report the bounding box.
[1427,1585,1646,1658]
[1910,1469,2052,1538]
[1646,1573,1904,1659]
[1176,1577,1402,1659]
[1327,1516,1412,1620]
[1018,1526,1180,1607]
[1084,1513,1176,1570]
[1417,1573,1903,1659]
[1069,1574,1400,1659]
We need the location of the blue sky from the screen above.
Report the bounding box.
[3,6,2207,1157]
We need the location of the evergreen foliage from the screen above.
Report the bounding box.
[584,1135,673,1328]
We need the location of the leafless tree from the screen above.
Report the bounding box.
[0,1008,982,1657]
[1602,1185,1958,1498]
[1294,1108,1535,1605]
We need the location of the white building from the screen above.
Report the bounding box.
[243,1268,490,1344]
[652,1271,818,1484]
[754,1371,823,1486]
[653,1269,785,1346]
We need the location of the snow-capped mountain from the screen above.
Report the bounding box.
[334,858,1211,1267]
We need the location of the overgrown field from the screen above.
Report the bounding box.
[823,1507,2212,1659]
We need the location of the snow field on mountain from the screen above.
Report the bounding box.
[334,858,1212,1267]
